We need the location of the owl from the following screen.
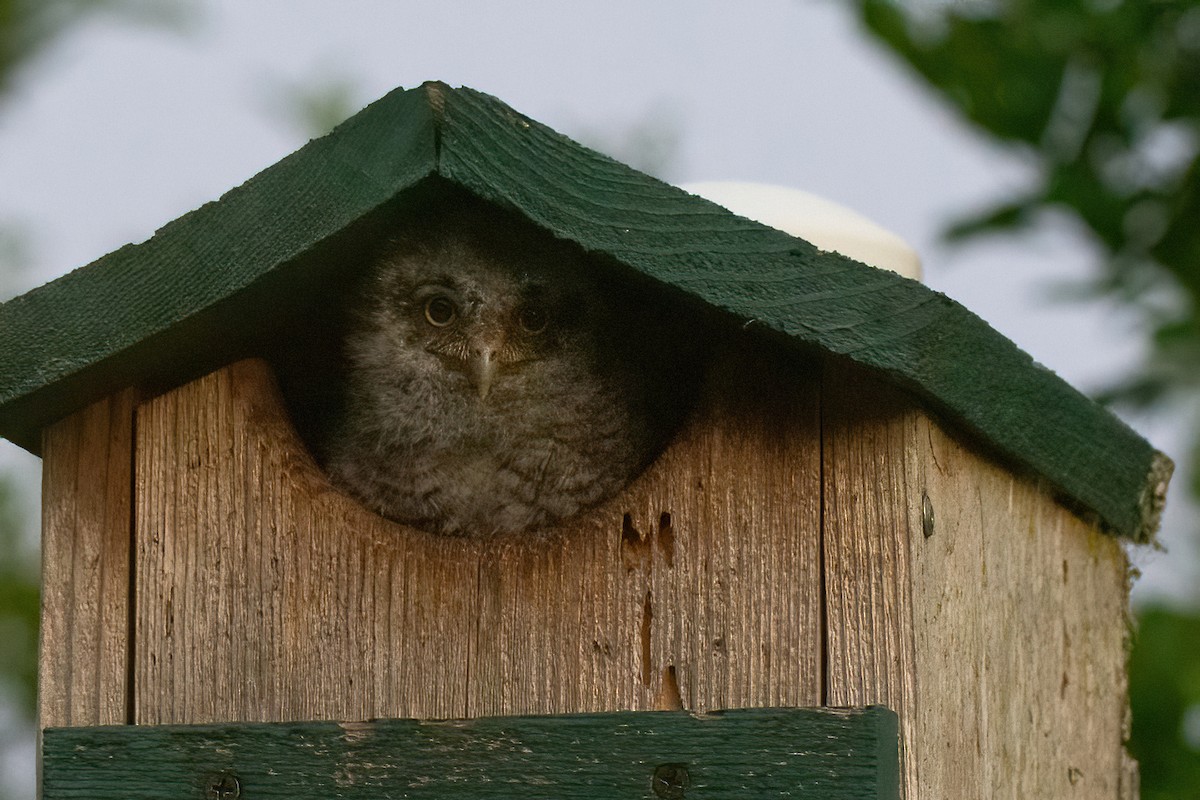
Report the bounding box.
[291,198,703,537]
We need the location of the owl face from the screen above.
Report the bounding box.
[400,266,572,400]
[355,231,603,408]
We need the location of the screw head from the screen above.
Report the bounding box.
[206,773,241,800]
[652,763,690,799]
[921,491,935,539]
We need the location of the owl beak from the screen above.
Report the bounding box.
[468,347,499,400]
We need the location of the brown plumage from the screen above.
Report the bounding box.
[287,198,704,537]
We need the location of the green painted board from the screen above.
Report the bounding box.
[42,707,899,800]
[0,82,1170,541]
[0,83,437,453]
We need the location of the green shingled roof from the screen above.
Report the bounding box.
[0,81,1171,542]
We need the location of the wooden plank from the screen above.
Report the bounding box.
[822,366,1133,798]
[132,349,821,724]
[0,83,1168,542]
[42,707,899,800]
[39,389,137,727]
[820,368,920,794]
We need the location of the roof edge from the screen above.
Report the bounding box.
[1138,451,1175,543]
[0,82,442,450]
[0,83,1172,543]
[434,85,1170,543]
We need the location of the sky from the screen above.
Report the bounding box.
[0,1,1195,791]
[4,0,1194,604]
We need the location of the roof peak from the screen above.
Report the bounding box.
[0,83,1170,541]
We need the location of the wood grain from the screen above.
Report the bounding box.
[823,366,1133,799]
[39,389,137,727]
[43,707,899,800]
[42,346,1136,800]
[131,344,822,724]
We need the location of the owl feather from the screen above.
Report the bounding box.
[294,199,701,537]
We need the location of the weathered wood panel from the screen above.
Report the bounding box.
[39,389,137,727]
[40,348,1136,800]
[132,348,821,724]
[823,367,1133,799]
[43,707,899,800]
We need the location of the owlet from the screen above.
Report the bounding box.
[295,199,702,537]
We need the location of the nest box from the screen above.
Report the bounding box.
[0,83,1171,798]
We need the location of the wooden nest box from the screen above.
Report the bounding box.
[0,83,1171,799]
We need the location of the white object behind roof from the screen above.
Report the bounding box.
[682,181,922,281]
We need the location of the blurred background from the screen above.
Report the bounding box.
[1,1,1198,797]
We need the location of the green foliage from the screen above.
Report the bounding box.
[1128,606,1200,799]
[263,71,364,140]
[0,0,197,101]
[0,476,36,716]
[854,0,1200,410]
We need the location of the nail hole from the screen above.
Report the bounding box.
[657,664,684,710]
[622,512,651,570]
[657,511,675,566]
[622,512,641,544]
[921,491,935,539]
[640,590,653,686]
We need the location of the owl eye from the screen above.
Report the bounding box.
[517,305,548,334]
[423,295,458,327]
